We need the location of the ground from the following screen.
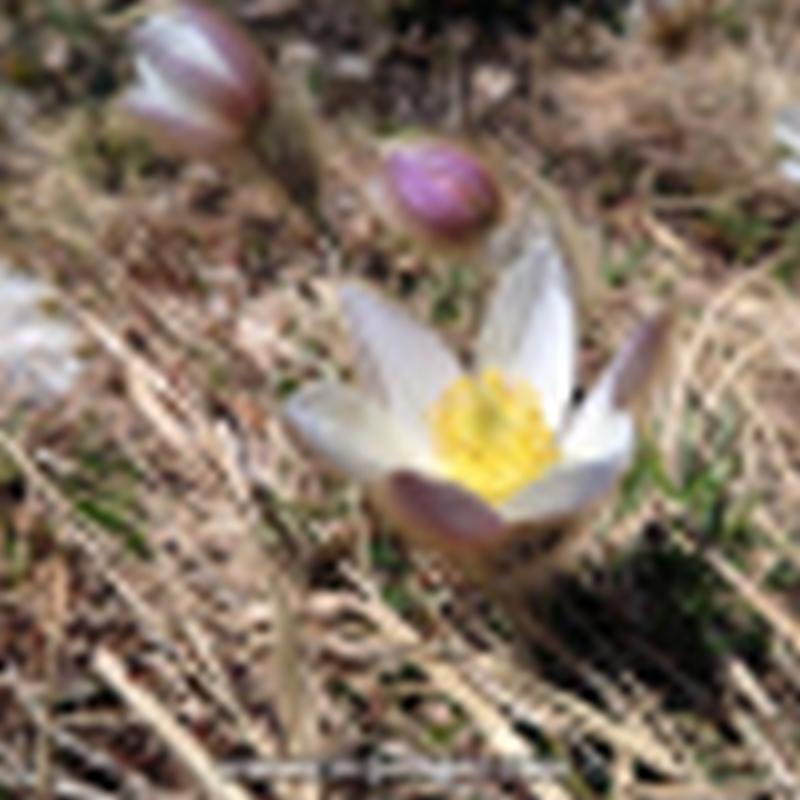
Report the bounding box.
[2,1,800,798]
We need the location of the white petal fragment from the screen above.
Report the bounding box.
[0,261,83,404]
[284,382,429,483]
[478,229,576,430]
[339,283,462,437]
[778,158,800,185]
[775,105,800,157]
[502,418,634,524]
[562,312,669,460]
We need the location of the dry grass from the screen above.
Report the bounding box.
[2,1,800,798]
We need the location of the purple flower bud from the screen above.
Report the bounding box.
[375,136,502,248]
[122,1,272,157]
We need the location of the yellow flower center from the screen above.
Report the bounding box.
[429,368,561,504]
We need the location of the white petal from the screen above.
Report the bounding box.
[562,312,669,460]
[775,106,800,156]
[778,158,800,184]
[0,271,48,308]
[502,418,634,524]
[339,283,462,439]
[129,55,226,131]
[0,261,82,403]
[137,11,235,84]
[284,382,430,482]
[477,229,576,430]
[6,320,76,355]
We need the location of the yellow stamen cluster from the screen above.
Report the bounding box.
[429,368,560,504]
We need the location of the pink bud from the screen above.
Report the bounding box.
[374,136,502,248]
[122,1,272,157]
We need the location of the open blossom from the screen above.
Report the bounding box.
[370,134,503,252]
[285,232,669,582]
[774,105,800,184]
[0,261,83,405]
[122,1,272,157]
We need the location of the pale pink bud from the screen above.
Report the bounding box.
[372,135,503,250]
[122,1,272,157]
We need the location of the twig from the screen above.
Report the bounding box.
[93,648,253,800]
[2,668,141,798]
[0,768,119,800]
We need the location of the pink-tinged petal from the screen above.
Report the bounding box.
[133,33,250,130]
[177,1,272,117]
[610,311,672,406]
[339,283,462,440]
[131,12,234,84]
[122,80,240,156]
[501,424,634,524]
[562,311,670,460]
[371,470,510,577]
[136,2,270,124]
[284,382,429,483]
[477,229,577,431]
[127,1,271,148]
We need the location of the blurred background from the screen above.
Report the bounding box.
[2,2,800,798]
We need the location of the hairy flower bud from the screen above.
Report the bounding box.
[122,1,272,157]
[371,135,503,251]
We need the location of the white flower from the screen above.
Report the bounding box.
[284,233,669,577]
[0,261,83,404]
[774,105,800,184]
[121,1,272,157]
